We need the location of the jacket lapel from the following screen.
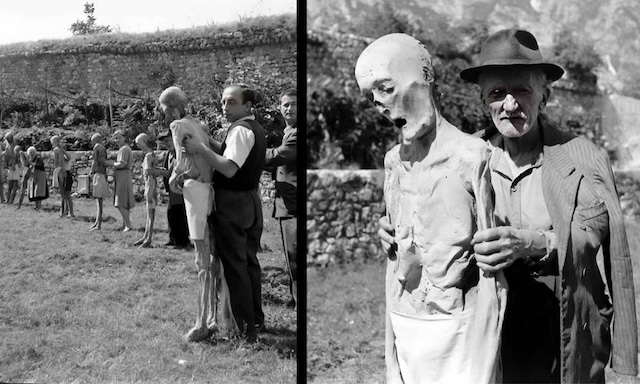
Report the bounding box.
[541,127,581,271]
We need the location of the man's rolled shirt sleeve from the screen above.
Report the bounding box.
[223,125,255,168]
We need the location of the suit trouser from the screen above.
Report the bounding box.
[211,188,264,335]
[279,217,297,300]
[167,203,190,246]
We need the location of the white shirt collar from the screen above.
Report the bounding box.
[234,114,256,124]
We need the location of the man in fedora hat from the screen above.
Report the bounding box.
[379,28,638,383]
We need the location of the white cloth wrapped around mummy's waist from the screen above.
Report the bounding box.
[182,179,214,240]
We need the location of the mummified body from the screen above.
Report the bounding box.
[355,33,507,384]
[169,115,236,341]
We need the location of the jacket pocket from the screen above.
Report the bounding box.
[575,201,609,252]
[577,200,606,221]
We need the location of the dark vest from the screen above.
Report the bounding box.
[213,118,266,191]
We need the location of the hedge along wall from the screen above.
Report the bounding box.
[0,21,297,106]
[34,151,275,204]
[307,170,386,266]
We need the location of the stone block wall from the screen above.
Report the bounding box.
[307,169,386,266]
[0,24,297,105]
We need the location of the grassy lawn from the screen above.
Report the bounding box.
[308,261,386,384]
[308,218,640,384]
[0,194,296,384]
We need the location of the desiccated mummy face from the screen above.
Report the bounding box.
[355,33,437,144]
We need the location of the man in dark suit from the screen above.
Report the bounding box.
[265,88,298,308]
[158,130,190,248]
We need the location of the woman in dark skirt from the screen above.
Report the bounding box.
[26,146,48,210]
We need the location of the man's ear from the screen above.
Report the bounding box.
[540,87,551,110]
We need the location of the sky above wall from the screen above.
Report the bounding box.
[0,0,296,45]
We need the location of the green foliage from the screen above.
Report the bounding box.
[551,27,602,85]
[69,2,113,36]
[10,111,33,129]
[62,105,87,127]
[350,3,418,38]
[308,76,396,169]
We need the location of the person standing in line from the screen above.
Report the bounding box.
[89,133,109,231]
[265,88,298,308]
[111,130,135,232]
[61,138,75,217]
[5,145,21,204]
[51,135,68,215]
[0,140,6,203]
[183,84,267,343]
[133,133,161,248]
[3,132,16,203]
[26,146,48,210]
[16,144,32,209]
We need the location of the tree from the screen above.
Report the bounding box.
[551,27,601,85]
[350,2,416,39]
[69,3,112,36]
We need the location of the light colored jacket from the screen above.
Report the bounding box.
[537,123,637,382]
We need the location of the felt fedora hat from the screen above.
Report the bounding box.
[460,28,564,83]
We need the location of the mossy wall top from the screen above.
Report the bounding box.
[0,16,296,104]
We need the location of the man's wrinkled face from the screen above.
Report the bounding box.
[479,67,548,138]
[279,95,297,127]
[221,86,252,123]
[355,41,435,143]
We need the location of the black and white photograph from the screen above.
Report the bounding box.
[308,0,640,383]
[0,0,297,383]
[3,0,640,383]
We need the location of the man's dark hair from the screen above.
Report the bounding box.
[233,83,262,106]
[279,88,297,100]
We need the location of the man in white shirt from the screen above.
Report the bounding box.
[183,84,267,343]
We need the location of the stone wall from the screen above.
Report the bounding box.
[307,29,371,81]
[35,151,275,203]
[307,170,385,266]
[0,24,296,105]
[306,168,640,267]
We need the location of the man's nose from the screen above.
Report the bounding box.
[503,94,518,111]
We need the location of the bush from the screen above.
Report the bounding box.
[308,76,396,169]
